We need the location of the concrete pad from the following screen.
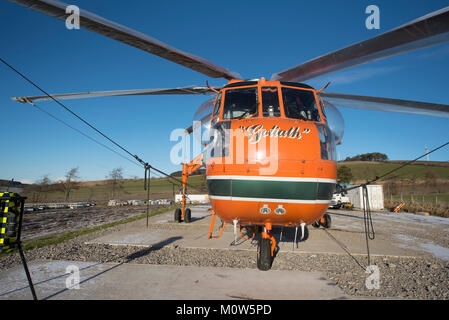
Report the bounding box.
[2,205,446,300]
[87,205,449,260]
[0,260,349,300]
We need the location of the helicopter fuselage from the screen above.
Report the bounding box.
[206,78,337,227]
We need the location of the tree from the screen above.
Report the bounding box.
[29,175,51,202]
[61,167,80,201]
[106,167,124,199]
[337,165,353,184]
[344,152,388,162]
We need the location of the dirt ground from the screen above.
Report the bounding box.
[20,205,162,240]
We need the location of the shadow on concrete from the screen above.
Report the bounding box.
[0,262,104,298]
[327,211,365,220]
[4,236,184,300]
[230,225,310,248]
[272,226,309,244]
[126,236,182,261]
[187,211,211,223]
[189,215,208,223]
[43,262,124,300]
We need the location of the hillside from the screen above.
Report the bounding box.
[338,161,449,182]
[12,161,449,203]
[21,174,207,203]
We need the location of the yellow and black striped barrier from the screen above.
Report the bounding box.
[0,192,23,254]
[0,192,37,300]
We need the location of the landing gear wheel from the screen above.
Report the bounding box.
[184,208,192,223]
[174,208,181,223]
[257,238,273,271]
[312,221,320,228]
[320,213,332,229]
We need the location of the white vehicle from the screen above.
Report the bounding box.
[330,185,351,209]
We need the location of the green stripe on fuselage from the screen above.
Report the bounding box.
[207,179,335,200]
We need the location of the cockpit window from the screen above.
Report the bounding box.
[262,87,280,117]
[282,87,320,121]
[222,87,258,120]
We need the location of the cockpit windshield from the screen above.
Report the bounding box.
[281,87,320,121]
[262,87,281,117]
[222,87,258,120]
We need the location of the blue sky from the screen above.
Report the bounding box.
[1,0,448,183]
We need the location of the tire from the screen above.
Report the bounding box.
[174,208,182,223]
[184,208,192,223]
[320,213,332,229]
[312,221,320,228]
[257,238,273,271]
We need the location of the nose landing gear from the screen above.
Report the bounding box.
[256,224,277,271]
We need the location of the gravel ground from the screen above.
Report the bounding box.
[1,222,448,300]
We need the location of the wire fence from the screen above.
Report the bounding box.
[384,194,449,217]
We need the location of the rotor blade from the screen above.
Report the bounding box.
[8,0,241,80]
[271,6,449,82]
[321,92,449,118]
[11,86,221,103]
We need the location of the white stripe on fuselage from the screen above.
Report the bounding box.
[208,195,331,204]
[206,175,336,184]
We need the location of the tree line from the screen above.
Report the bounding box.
[343,152,388,162]
[26,167,126,202]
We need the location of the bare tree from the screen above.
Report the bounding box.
[61,167,80,201]
[106,167,124,199]
[29,175,51,202]
[38,175,51,202]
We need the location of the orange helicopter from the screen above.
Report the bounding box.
[8,0,449,270]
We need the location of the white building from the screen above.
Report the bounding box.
[175,194,209,204]
[346,185,384,210]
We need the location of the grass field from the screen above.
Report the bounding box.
[340,161,449,214]
[338,161,449,182]
[24,175,206,202]
[19,161,449,203]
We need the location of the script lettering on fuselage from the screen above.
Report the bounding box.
[238,124,311,144]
